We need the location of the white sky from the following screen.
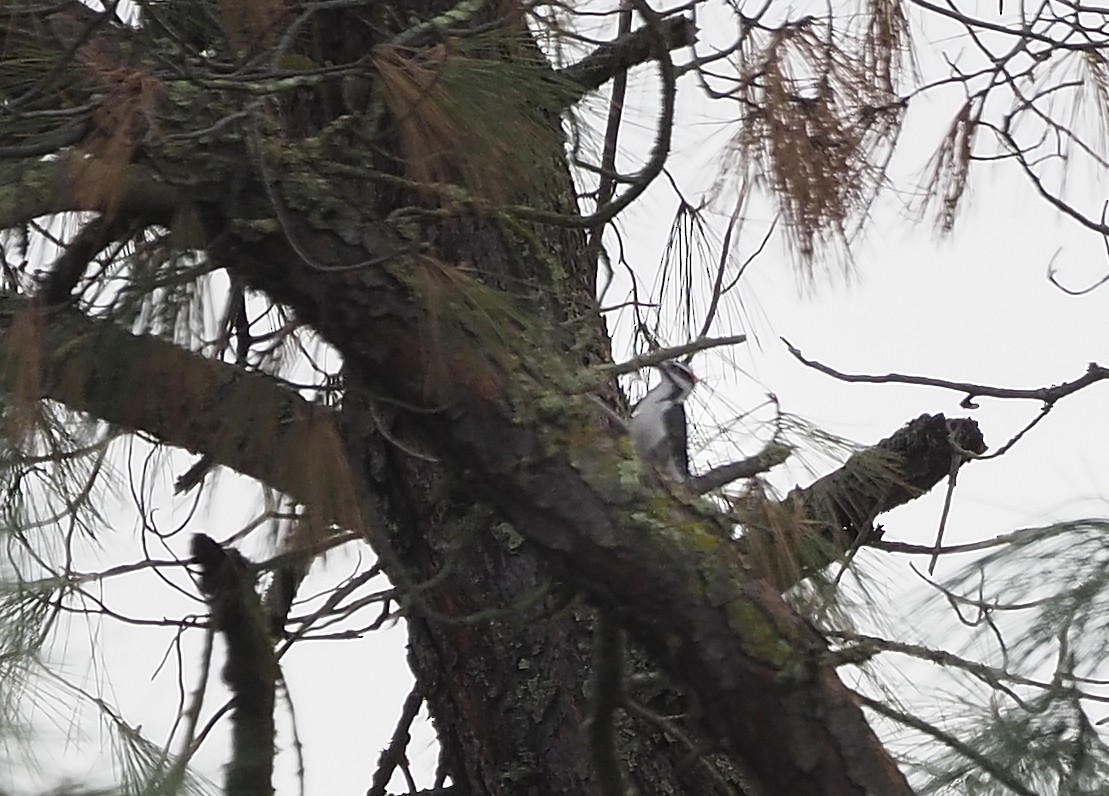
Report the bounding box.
[9,1,1109,794]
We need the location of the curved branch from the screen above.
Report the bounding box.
[36,215,132,305]
[784,338,1109,407]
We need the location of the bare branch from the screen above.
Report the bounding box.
[559,16,696,101]
[604,334,748,375]
[868,525,1054,557]
[695,193,744,341]
[927,452,964,575]
[784,338,1109,407]
[691,440,793,494]
[584,2,633,275]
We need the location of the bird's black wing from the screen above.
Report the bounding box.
[663,403,689,477]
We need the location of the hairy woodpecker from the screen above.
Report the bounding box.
[629,360,697,480]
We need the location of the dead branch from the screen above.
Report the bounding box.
[784,338,1109,407]
[559,16,696,102]
[738,414,987,590]
[368,684,425,796]
[793,413,984,533]
[191,534,278,796]
[603,334,748,375]
[691,441,793,494]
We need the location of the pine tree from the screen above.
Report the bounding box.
[2,1,1109,795]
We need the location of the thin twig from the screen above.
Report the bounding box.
[867,524,1052,556]
[280,677,307,796]
[166,623,214,789]
[783,338,1109,405]
[927,452,963,575]
[695,193,744,341]
[978,403,1052,460]
[585,0,633,279]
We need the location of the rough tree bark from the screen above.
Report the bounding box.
[0,2,990,794]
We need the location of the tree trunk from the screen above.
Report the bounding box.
[211,2,911,786]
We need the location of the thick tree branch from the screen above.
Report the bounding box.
[0,300,360,531]
[788,414,985,531]
[737,414,987,589]
[0,158,83,228]
[0,1,1006,792]
[191,534,278,796]
[0,156,185,229]
[559,16,697,101]
[0,266,971,796]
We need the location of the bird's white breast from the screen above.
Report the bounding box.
[630,394,669,457]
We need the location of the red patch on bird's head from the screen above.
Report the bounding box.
[668,361,698,384]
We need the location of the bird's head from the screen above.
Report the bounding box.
[658,360,698,400]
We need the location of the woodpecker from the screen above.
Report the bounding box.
[629,360,698,480]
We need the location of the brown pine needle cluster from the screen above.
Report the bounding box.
[70,60,165,220]
[731,3,910,268]
[919,98,978,234]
